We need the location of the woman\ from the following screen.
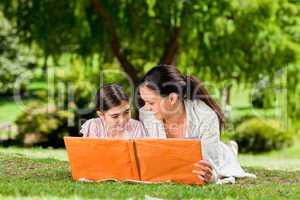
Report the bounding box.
[138,64,255,184]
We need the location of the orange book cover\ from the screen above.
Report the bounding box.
[64,137,203,185]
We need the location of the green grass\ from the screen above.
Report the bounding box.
[0,146,299,200]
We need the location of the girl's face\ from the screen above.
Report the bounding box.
[97,101,131,134]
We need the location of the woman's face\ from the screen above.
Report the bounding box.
[139,85,179,121]
[97,101,131,133]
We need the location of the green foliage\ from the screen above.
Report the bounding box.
[0,11,35,95]
[1,0,300,84]
[15,103,74,147]
[287,64,300,120]
[233,117,295,153]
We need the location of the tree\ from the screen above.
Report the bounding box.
[1,0,299,88]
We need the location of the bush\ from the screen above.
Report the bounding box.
[232,118,295,153]
[15,103,74,147]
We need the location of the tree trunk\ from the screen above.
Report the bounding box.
[91,0,140,86]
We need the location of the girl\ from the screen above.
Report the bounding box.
[80,84,146,139]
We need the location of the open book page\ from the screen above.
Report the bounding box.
[134,138,203,185]
[64,137,139,181]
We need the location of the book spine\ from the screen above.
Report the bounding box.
[128,140,141,180]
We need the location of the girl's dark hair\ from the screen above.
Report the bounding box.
[139,64,225,130]
[96,84,129,112]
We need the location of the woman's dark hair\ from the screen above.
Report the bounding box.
[96,84,129,112]
[139,64,225,130]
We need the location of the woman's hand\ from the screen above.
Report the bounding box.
[192,160,214,184]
